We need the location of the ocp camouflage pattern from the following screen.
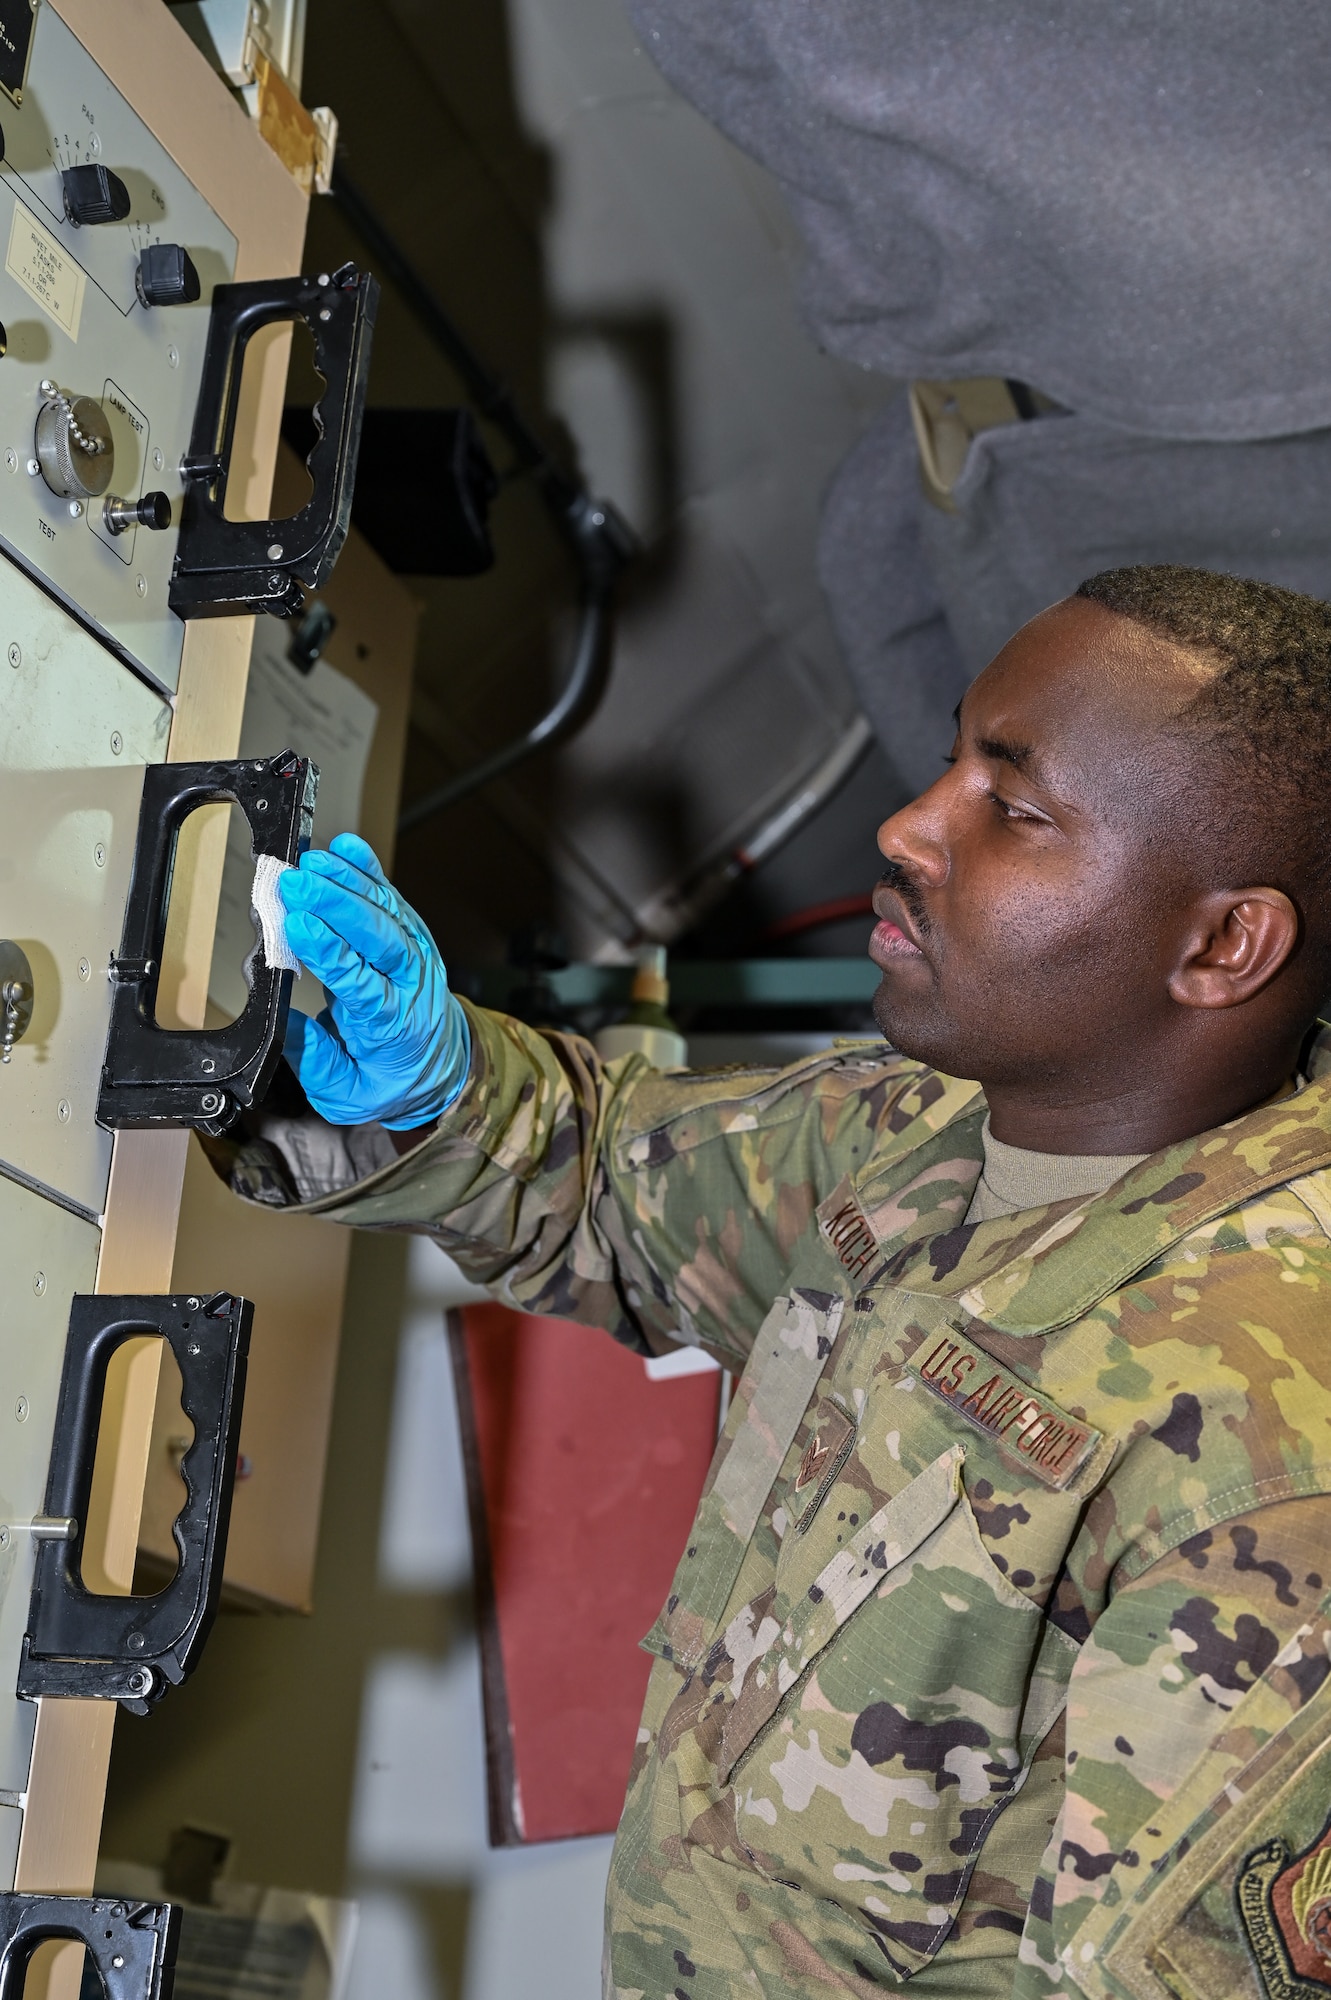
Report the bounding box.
[210,1004,1331,1998]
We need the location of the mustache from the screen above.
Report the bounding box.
[877,860,931,937]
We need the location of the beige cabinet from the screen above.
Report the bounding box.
[0,0,307,1969]
[137,487,419,1611]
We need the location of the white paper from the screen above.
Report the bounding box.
[209,620,379,1021]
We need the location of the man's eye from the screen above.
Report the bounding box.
[989,791,1037,823]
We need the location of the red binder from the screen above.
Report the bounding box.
[449,1304,722,1843]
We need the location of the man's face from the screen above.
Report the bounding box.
[870,597,1217,1088]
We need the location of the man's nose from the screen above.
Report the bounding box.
[876,772,952,885]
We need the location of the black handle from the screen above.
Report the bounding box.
[97,749,317,1134]
[0,1897,179,2000]
[17,1292,252,1715]
[169,261,378,619]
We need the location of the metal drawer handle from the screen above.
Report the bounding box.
[17,1290,251,1715]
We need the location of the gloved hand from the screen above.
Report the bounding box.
[278,832,470,1129]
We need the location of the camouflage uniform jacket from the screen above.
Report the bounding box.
[212,1004,1331,2000]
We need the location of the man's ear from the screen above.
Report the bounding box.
[1167,888,1301,1010]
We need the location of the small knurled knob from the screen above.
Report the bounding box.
[61,163,131,226]
[136,242,201,308]
[0,942,33,1064]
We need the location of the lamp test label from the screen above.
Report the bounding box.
[6,201,85,340]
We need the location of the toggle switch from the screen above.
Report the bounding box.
[103,491,172,535]
[136,242,201,308]
[61,162,131,226]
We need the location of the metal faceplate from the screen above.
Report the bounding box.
[0,2,237,694]
[0,554,171,1218]
[0,1176,101,1808]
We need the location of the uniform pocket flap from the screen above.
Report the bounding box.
[717,1445,965,1782]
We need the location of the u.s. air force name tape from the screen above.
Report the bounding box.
[908,1331,1101,1489]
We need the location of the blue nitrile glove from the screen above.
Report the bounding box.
[278,832,470,1129]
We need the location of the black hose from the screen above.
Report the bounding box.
[328,164,639,826]
[397,495,630,830]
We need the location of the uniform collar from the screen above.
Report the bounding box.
[849,1025,1331,1335]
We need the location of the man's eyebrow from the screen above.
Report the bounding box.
[953,700,1045,781]
[976,732,1039,776]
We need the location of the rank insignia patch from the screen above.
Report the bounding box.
[1238,1818,1331,1997]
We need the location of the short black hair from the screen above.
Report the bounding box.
[1076,563,1331,981]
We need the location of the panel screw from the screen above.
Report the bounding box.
[24,459,38,476]
[88,131,101,158]
[68,500,82,519]
[30,1273,42,1297]
[267,542,283,560]
[201,1058,215,1073]
[93,841,106,867]
[14,1397,28,1421]
[152,447,164,471]
[318,308,331,322]
[7,643,18,668]
[56,1099,70,1123]
[186,1297,200,1309]
[109,730,122,755]
[126,1631,145,1652]
[4,449,15,473]
[112,1959,124,1972]
[0,1528,9,1549]
[135,574,147,596]
[77,957,90,981]
[167,345,179,368]
[200,1091,222,1114]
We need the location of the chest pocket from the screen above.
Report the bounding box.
[714,1446,1077,1978]
[646,1289,845,1669]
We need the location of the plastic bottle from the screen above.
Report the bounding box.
[593,944,688,1069]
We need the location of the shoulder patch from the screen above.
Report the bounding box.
[1239,1816,1331,1997]
[615,1049,921,1170]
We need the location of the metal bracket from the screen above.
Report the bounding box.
[0,1888,178,2000]
[97,750,318,1135]
[169,260,378,619]
[0,1895,179,1999]
[17,1291,252,1716]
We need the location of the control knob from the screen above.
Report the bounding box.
[61,163,131,226]
[0,941,33,1063]
[103,491,172,536]
[136,242,201,308]
[34,383,114,499]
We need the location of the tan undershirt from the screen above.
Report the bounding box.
[964,1117,1147,1224]
[965,1076,1304,1226]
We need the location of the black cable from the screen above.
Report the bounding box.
[328,162,638,825]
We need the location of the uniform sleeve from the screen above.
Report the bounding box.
[202,999,922,1369]
[1015,1494,1331,1998]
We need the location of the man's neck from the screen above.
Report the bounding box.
[981,1052,1302,1155]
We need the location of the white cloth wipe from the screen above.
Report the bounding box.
[250,854,301,975]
